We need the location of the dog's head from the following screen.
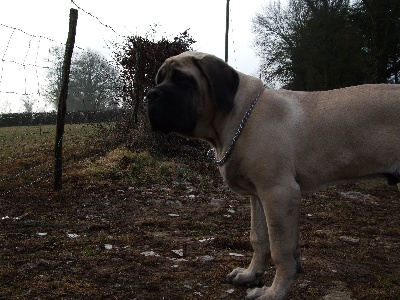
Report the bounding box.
[147,52,239,137]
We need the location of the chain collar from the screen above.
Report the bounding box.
[207,88,264,166]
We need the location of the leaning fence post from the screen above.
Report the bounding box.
[54,8,78,191]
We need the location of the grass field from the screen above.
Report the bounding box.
[0,124,115,196]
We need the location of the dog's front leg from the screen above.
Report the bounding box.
[227,195,270,287]
[246,184,303,300]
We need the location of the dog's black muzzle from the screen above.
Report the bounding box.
[147,88,163,104]
[147,84,197,135]
[147,87,167,132]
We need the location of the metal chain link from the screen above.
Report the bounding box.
[207,88,264,166]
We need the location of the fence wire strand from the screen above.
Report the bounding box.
[0,3,125,198]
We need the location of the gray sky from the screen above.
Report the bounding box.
[0,0,267,112]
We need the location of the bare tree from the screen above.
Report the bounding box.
[21,94,35,113]
[43,46,122,111]
[352,0,400,83]
[253,0,400,90]
[0,99,12,113]
[252,0,309,88]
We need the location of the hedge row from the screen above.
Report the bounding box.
[0,110,122,127]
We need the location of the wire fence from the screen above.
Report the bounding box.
[0,2,126,198]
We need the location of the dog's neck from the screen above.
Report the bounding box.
[206,73,265,165]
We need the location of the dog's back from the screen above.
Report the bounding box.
[273,84,400,193]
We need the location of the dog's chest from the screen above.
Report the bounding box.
[219,163,256,196]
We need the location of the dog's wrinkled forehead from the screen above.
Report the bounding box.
[155,51,239,114]
[155,59,186,85]
[155,52,206,85]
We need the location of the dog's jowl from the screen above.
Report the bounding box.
[147,51,400,300]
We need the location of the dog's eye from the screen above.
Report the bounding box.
[172,70,193,84]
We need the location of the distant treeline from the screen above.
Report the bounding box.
[0,110,122,127]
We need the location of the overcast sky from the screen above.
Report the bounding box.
[0,0,267,112]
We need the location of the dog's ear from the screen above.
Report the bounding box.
[192,55,239,113]
[155,66,166,85]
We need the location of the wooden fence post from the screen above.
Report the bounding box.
[54,8,78,191]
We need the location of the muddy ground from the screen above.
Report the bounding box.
[1,151,399,299]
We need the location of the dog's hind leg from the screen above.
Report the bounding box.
[226,195,270,287]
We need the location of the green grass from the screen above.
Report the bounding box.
[0,124,114,194]
[0,124,101,164]
[71,147,207,188]
[0,123,217,195]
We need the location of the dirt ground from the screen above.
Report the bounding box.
[1,151,400,299]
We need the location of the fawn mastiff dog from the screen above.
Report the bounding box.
[146,51,400,300]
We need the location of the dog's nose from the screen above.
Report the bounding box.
[147,88,163,102]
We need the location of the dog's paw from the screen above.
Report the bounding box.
[226,267,263,287]
[245,286,268,300]
[245,286,285,300]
